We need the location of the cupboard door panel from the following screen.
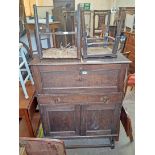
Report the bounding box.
[40,104,80,137]
[81,104,121,136]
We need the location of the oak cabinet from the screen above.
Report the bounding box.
[30,54,130,148]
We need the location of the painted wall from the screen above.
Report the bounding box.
[116,0,135,7]
[43,0,53,6]
[75,0,112,10]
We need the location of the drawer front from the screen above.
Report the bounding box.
[39,64,122,92]
[37,92,123,105]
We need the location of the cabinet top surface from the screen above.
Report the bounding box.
[30,53,131,66]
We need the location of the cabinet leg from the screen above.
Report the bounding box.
[110,137,115,149]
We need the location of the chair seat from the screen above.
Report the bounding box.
[42,47,77,58]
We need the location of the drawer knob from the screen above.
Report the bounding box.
[80,70,88,75]
[81,71,88,75]
[100,96,110,104]
[54,98,61,103]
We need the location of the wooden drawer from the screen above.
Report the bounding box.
[37,92,123,105]
[39,64,122,93]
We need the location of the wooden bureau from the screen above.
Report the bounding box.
[30,54,130,148]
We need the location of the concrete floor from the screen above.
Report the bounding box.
[66,88,135,155]
[20,33,135,155]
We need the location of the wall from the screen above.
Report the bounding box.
[43,0,53,6]
[116,0,135,7]
[39,0,135,10]
[23,0,44,16]
[37,0,54,18]
[75,0,112,10]
[23,0,53,16]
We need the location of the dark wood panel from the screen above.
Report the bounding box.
[42,70,118,87]
[40,66,120,90]
[117,64,128,92]
[40,104,80,137]
[81,104,121,136]
[42,87,118,94]
[39,64,121,71]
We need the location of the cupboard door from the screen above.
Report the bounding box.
[81,103,121,136]
[39,104,80,137]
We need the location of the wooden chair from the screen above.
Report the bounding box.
[20,137,67,155]
[81,9,126,58]
[93,10,110,37]
[33,5,81,59]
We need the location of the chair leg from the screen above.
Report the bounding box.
[130,86,134,91]
[21,50,34,85]
[127,118,134,142]
[19,69,29,99]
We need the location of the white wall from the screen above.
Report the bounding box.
[48,0,135,9]
[43,0,53,6]
[75,0,112,10]
[116,0,135,7]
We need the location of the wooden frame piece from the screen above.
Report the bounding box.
[81,7,126,59]
[119,7,135,32]
[33,4,81,60]
[93,10,110,37]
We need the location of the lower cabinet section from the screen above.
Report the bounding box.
[38,93,123,140]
